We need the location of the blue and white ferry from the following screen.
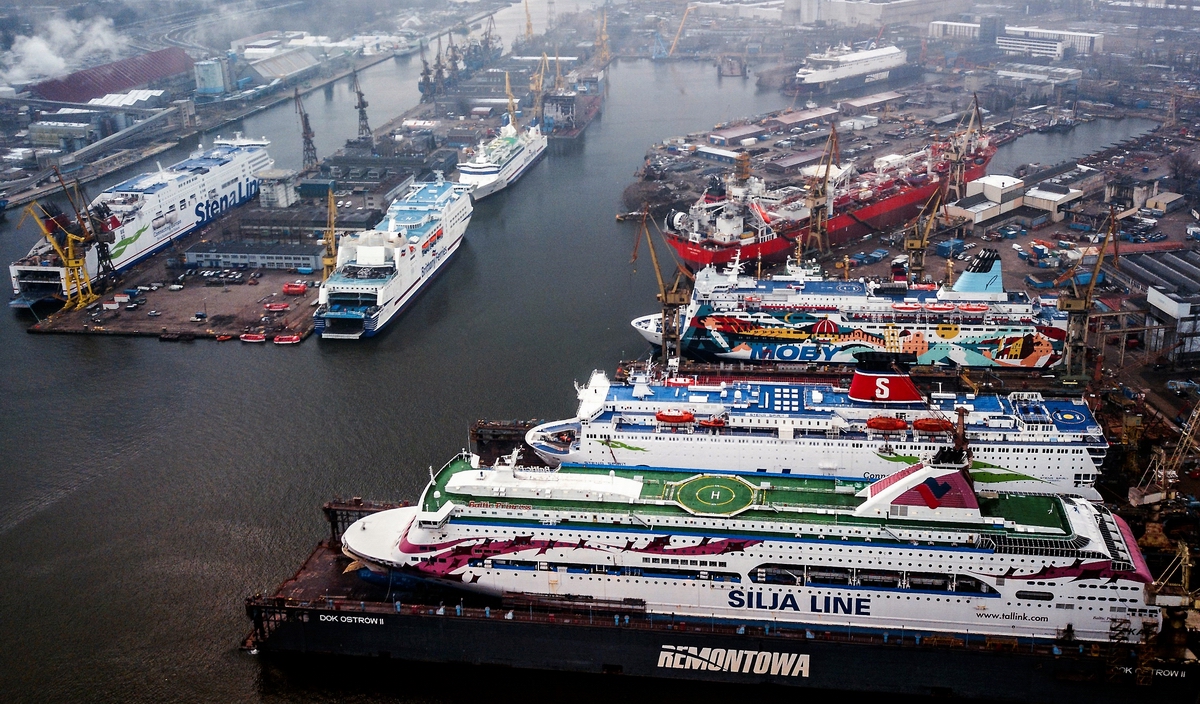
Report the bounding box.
[526,353,1107,499]
[9,135,271,308]
[314,174,473,339]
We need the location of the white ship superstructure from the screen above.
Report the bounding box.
[343,450,1157,644]
[526,354,1107,499]
[793,45,908,92]
[314,175,473,339]
[9,135,272,308]
[456,121,547,200]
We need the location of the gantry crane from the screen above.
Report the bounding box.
[904,190,941,284]
[802,122,840,255]
[1057,206,1115,379]
[294,89,317,170]
[323,188,338,281]
[668,6,693,57]
[351,70,372,144]
[1131,400,1200,506]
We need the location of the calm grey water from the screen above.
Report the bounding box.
[0,44,1158,702]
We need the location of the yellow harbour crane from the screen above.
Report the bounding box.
[904,191,941,284]
[322,188,338,280]
[530,53,550,127]
[524,0,534,42]
[505,71,518,129]
[18,202,97,310]
[1057,206,1115,378]
[596,10,611,67]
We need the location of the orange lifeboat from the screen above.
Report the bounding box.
[924,303,955,313]
[913,417,955,433]
[958,303,989,313]
[866,416,909,432]
[656,409,695,424]
[664,377,694,387]
[892,302,922,313]
[698,416,726,428]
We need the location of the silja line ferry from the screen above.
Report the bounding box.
[341,443,1156,644]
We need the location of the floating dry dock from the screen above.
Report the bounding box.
[245,500,1198,704]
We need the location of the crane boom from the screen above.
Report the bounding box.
[295,89,317,170]
[669,6,693,57]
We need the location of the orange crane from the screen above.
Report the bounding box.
[668,6,693,57]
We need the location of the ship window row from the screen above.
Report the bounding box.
[641,557,727,567]
[747,564,996,594]
[475,558,740,582]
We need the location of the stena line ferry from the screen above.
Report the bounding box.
[525,353,1106,499]
[9,135,271,308]
[314,174,473,339]
[341,446,1157,644]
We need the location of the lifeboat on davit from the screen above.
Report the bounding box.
[924,303,955,313]
[892,302,922,313]
[913,417,955,433]
[958,303,989,313]
[698,416,726,428]
[866,416,909,432]
[656,409,695,424]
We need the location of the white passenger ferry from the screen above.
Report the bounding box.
[9,135,272,308]
[314,174,473,339]
[456,120,547,200]
[789,45,909,95]
[526,353,1106,499]
[342,448,1157,643]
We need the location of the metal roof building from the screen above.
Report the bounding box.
[31,48,194,103]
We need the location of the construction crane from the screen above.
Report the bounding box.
[530,53,550,128]
[632,208,691,367]
[547,0,555,30]
[524,0,534,42]
[322,188,338,280]
[595,9,611,67]
[294,89,317,171]
[1131,400,1200,506]
[418,43,435,102]
[351,70,372,144]
[904,191,941,284]
[944,94,983,203]
[504,71,518,129]
[554,48,565,92]
[16,179,102,311]
[668,6,693,57]
[802,123,840,255]
[1057,206,1115,378]
[433,36,446,95]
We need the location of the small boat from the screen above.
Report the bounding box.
[240,333,267,343]
[924,303,955,313]
[958,303,989,313]
[655,409,695,424]
[264,302,290,312]
[866,416,908,431]
[215,334,233,342]
[913,417,955,433]
[891,302,922,313]
[698,416,726,428]
[664,377,694,387]
[273,334,302,345]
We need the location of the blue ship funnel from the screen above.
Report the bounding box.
[951,249,1003,294]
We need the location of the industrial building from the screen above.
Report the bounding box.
[928,22,1103,57]
[708,124,767,146]
[184,241,326,270]
[1111,251,1200,363]
[30,48,195,103]
[996,35,1066,60]
[786,0,970,26]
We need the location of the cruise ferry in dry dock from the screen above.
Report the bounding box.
[8,135,271,308]
[314,175,473,339]
[783,45,916,96]
[341,446,1154,645]
[633,249,1068,368]
[525,353,1106,499]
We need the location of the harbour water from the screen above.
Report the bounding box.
[0,51,1159,702]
